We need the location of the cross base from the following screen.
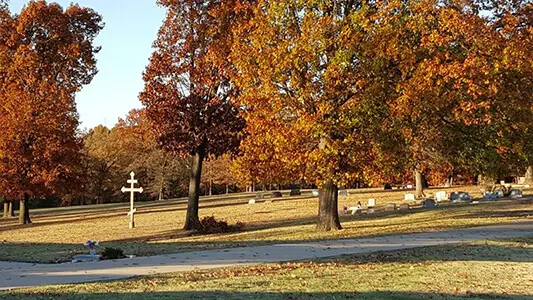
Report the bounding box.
[128,209,136,229]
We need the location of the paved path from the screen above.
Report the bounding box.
[1,220,533,290]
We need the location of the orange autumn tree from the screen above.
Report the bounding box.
[488,0,533,183]
[367,0,533,196]
[0,1,103,224]
[233,103,315,190]
[140,0,246,230]
[231,1,393,231]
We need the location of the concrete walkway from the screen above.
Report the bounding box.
[1,220,533,290]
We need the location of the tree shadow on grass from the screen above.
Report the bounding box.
[1,196,532,264]
[327,242,533,265]
[0,194,318,231]
[2,230,532,264]
[1,290,532,300]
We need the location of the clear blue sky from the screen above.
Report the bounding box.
[8,0,166,130]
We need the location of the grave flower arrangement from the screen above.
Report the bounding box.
[84,240,100,255]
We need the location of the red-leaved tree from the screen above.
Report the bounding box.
[140,0,245,230]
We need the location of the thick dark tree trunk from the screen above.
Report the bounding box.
[8,201,14,217]
[447,175,454,187]
[184,143,205,231]
[2,200,7,218]
[317,179,342,231]
[415,169,425,199]
[158,158,167,201]
[19,193,31,225]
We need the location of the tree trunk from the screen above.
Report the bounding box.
[415,169,425,199]
[225,184,229,194]
[8,201,14,217]
[524,166,533,185]
[447,175,454,187]
[159,158,168,201]
[317,179,342,231]
[158,186,164,201]
[209,180,212,196]
[183,143,205,231]
[19,193,31,225]
[2,200,7,218]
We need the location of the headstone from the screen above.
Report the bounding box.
[406,184,414,189]
[404,193,415,201]
[509,189,523,199]
[248,199,256,204]
[384,183,392,190]
[399,203,410,211]
[121,172,143,229]
[450,191,473,202]
[422,198,437,208]
[72,254,100,263]
[483,192,498,200]
[311,189,320,197]
[435,191,448,202]
[271,191,282,198]
[338,189,349,197]
[289,189,301,196]
[72,241,101,263]
[255,193,265,199]
[495,189,505,198]
[386,203,397,211]
[367,198,376,208]
[348,206,360,214]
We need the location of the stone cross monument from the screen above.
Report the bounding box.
[121,171,143,229]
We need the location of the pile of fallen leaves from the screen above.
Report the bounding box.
[196,216,245,235]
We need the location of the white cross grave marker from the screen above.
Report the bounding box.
[121,171,143,229]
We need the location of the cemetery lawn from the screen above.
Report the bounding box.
[2,236,533,299]
[1,186,533,263]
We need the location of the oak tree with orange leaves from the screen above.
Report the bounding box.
[367,0,533,196]
[140,0,246,230]
[231,0,393,231]
[0,1,103,224]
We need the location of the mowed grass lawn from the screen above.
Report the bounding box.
[0,186,532,263]
[3,237,533,299]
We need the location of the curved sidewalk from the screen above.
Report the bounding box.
[1,220,532,290]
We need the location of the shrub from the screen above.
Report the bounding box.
[101,247,126,260]
[197,216,245,234]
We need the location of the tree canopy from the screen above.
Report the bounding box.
[0,0,103,224]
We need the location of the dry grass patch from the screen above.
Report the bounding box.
[0,186,532,263]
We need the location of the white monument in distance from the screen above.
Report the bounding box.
[121,171,143,229]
